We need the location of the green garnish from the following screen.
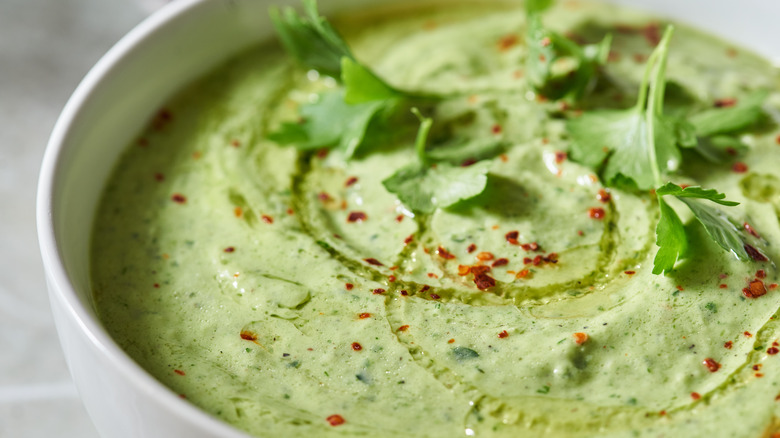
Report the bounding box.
[525,0,611,101]
[566,26,765,274]
[382,109,491,214]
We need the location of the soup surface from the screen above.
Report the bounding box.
[92,1,780,436]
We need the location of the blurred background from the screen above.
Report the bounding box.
[0,0,166,435]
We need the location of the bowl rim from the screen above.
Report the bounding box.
[36,0,251,435]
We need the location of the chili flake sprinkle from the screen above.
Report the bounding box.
[326,415,345,426]
[345,176,358,187]
[744,222,761,238]
[351,342,362,351]
[505,231,519,245]
[467,244,477,253]
[437,246,456,259]
[474,273,496,290]
[588,207,605,219]
[364,258,384,266]
[476,252,494,261]
[597,189,611,203]
[743,279,767,299]
[732,162,748,173]
[345,283,354,290]
[573,332,589,345]
[397,325,410,332]
[240,330,258,341]
[690,392,701,400]
[261,214,274,224]
[554,151,567,164]
[372,288,386,295]
[174,369,185,376]
[703,358,721,372]
[492,258,509,267]
[347,211,367,223]
[724,341,733,349]
[358,313,371,319]
[768,347,780,355]
[171,193,187,204]
[745,244,769,262]
[498,330,509,338]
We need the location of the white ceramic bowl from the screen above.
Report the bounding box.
[36,0,780,436]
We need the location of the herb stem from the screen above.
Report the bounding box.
[645,26,675,187]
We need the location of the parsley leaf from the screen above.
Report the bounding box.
[689,90,768,137]
[525,9,611,101]
[653,182,751,273]
[269,0,354,78]
[268,90,388,157]
[567,26,682,190]
[341,57,401,104]
[653,197,687,274]
[382,110,491,214]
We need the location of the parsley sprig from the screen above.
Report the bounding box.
[382,109,492,214]
[566,26,768,274]
[525,0,612,101]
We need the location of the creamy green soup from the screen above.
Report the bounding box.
[91,1,780,436]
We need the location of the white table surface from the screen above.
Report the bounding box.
[0,0,167,436]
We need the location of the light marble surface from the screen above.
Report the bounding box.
[0,0,164,436]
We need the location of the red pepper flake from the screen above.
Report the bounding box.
[658,410,666,416]
[388,275,396,283]
[397,325,409,332]
[756,373,765,378]
[470,265,491,275]
[261,215,274,224]
[714,98,738,108]
[474,273,496,290]
[491,225,500,230]
[458,265,471,276]
[476,252,494,261]
[420,285,431,293]
[771,284,779,290]
[642,23,661,46]
[171,193,187,204]
[505,231,519,245]
[224,246,235,253]
[318,192,332,202]
[523,257,532,265]
[437,246,456,260]
[745,331,753,337]
[500,154,509,162]
[520,242,540,251]
[732,162,749,173]
[174,369,185,376]
[753,364,763,371]
[632,53,646,63]
[395,214,405,223]
[724,341,733,349]
[240,330,258,341]
[400,290,408,296]
[427,273,438,279]
[372,288,386,295]
[532,255,543,266]
[690,392,701,400]
[467,243,477,253]
[358,313,371,319]
[286,208,294,215]
[768,347,780,355]
[676,285,684,291]
[351,342,362,351]
[153,283,160,288]
[703,358,721,372]
[345,176,358,187]
[326,415,345,426]
[430,293,441,300]
[345,283,354,290]
[577,230,584,236]
[719,284,728,289]
[192,151,202,160]
[597,189,611,203]
[498,330,509,338]
[364,258,384,266]
[588,207,605,219]
[554,151,567,164]
[234,207,243,218]
[461,158,477,167]
[230,139,241,148]
[516,269,531,279]
[492,258,509,267]
[624,270,636,275]
[347,211,367,223]
[743,222,761,238]
[727,48,738,58]
[154,172,165,182]
[497,34,518,51]
[316,148,329,159]
[745,244,769,262]
[743,279,767,299]
[573,332,589,345]
[448,338,455,344]
[491,124,503,134]
[757,270,767,279]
